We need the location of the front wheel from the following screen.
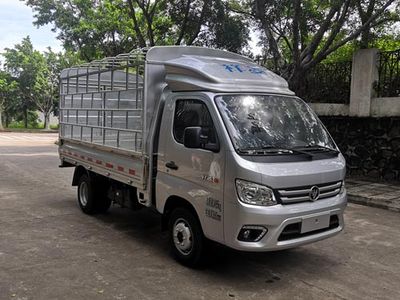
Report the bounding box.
[168,208,206,267]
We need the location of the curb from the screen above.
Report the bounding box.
[348,194,400,213]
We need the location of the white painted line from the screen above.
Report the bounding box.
[0,135,14,140]
[0,152,59,156]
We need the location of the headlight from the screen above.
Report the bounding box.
[235,179,277,206]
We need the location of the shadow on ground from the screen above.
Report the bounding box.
[91,205,338,284]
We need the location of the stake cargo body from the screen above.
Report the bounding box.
[59,46,347,266]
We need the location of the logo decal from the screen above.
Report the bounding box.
[309,186,320,201]
[222,64,266,75]
[205,197,222,221]
[202,175,219,184]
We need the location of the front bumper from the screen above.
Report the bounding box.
[223,192,347,251]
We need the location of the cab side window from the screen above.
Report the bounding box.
[173,99,217,144]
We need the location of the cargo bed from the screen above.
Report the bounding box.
[59,50,150,198]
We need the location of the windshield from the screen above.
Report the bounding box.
[215,95,336,153]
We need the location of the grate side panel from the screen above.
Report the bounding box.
[59,50,146,153]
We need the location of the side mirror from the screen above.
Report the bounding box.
[183,127,202,149]
[183,126,220,152]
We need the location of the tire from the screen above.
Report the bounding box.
[77,174,97,214]
[77,174,111,214]
[168,207,206,268]
[93,179,112,213]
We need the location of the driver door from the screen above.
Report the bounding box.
[157,95,225,243]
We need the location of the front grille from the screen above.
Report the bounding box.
[278,215,339,241]
[276,181,342,204]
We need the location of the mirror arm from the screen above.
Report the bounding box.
[204,142,220,152]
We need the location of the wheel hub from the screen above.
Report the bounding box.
[173,219,193,255]
[79,181,88,206]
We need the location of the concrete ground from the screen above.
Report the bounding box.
[0,132,399,300]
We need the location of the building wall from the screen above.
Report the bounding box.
[37,112,59,126]
[321,117,400,181]
[310,49,400,181]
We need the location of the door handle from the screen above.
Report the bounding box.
[165,161,179,170]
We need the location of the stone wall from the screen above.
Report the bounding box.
[320,117,400,181]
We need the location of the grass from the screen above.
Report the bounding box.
[3,121,58,132]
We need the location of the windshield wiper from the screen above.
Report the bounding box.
[238,146,289,154]
[238,146,313,159]
[292,145,339,154]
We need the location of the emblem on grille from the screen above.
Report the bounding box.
[309,186,320,201]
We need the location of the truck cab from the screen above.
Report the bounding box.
[59,46,347,267]
[157,91,345,251]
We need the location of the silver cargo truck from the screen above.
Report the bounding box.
[59,46,347,266]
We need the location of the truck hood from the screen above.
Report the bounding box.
[249,155,346,188]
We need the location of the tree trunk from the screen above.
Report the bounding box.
[44,113,51,130]
[24,107,28,128]
[126,0,147,48]
[288,66,306,95]
[360,27,371,49]
[0,109,4,131]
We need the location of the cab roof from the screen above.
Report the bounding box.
[147,46,294,95]
[60,46,294,96]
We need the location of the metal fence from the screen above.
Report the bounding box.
[59,49,146,153]
[296,61,352,104]
[376,49,400,97]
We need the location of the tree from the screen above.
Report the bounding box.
[126,0,214,47]
[356,0,400,48]
[25,0,249,60]
[194,0,249,53]
[36,49,82,129]
[2,37,40,128]
[230,0,399,91]
[2,37,81,129]
[0,72,18,130]
[25,0,138,60]
[33,50,58,130]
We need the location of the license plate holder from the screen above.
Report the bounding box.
[301,214,330,234]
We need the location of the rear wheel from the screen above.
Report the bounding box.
[168,207,206,267]
[77,174,96,214]
[93,179,111,213]
[77,173,111,214]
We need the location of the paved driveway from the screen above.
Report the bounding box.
[0,132,399,300]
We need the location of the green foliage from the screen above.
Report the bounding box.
[321,42,357,63]
[372,35,400,51]
[230,0,399,90]
[323,34,400,63]
[25,0,250,60]
[0,71,19,128]
[195,0,249,53]
[3,37,41,108]
[0,71,19,108]
[8,111,40,129]
[0,0,397,113]
[355,0,400,48]
[1,37,81,128]
[26,0,136,60]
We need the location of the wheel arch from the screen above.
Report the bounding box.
[161,195,202,232]
[72,165,89,186]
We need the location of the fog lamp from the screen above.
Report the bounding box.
[238,225,267,242]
